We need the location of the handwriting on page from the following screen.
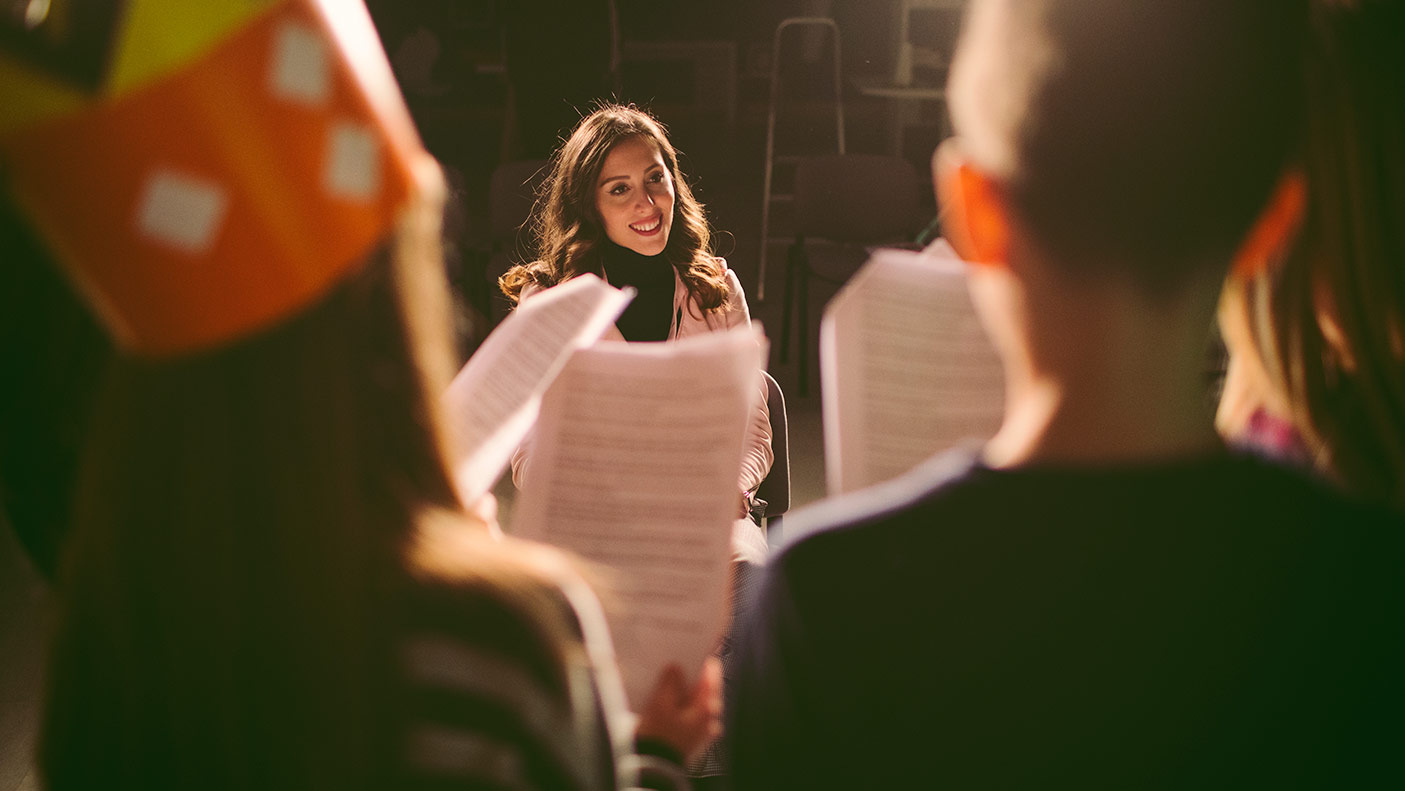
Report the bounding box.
[821,245,1004,494]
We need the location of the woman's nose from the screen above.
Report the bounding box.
[636,191,655,209]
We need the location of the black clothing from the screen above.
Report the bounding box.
[1,202,110,579]
[731,448,1405,789]
[603,241,674,342]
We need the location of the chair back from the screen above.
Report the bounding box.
[794,154,920,243]
[755,370,791,518]
[894,0,965,86]
[489,159,550,244]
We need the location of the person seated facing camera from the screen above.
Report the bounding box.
[729,1,1405,788]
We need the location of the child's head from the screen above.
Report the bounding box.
[1221,0,1405,508]
[943,0,1307,294]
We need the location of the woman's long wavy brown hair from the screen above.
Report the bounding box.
[499,104,731,313]
[1235,0,1405,510]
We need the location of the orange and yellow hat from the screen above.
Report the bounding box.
[1,0,425,356]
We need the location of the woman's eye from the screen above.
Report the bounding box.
[649,172,664,184]
[609,184,627,196]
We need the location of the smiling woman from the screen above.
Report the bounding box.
[589,134,680,342]
[499,102,772,506]
[500,103,774,783]
[499,103,730,319]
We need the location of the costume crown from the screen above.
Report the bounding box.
[1,0,424,355]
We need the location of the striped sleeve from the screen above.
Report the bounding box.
[393,579,616,790]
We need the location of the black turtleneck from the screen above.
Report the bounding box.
[602,240,675,342]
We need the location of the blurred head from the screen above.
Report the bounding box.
[10,1,515,785]
[500,103,730,311]
[1222,0,1405,509]
[939,0,1308,297]
[0,0,427,357]
[39,157,471,791]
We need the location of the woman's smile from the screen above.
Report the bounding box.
[630,215,663,235]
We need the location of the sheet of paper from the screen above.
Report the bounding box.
[442,274,632,504]
[512,327,763,707]
[820,241,1005,494]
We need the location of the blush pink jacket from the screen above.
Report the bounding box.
[510,259,774,495]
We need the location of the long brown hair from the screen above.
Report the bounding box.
[40,173,581,788]
[1238,0,1405,509]
[499,103,730,312]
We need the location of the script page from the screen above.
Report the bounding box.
[820,242,1004,494]
[442,274,632,504]
[512,327,762,707]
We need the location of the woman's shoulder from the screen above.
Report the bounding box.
[692,255,741,291]
[678,256,747,320]
[715,257,743,288]
[712,257,748,308]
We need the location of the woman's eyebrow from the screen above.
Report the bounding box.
[600,162,663,187]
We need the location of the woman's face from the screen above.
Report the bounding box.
[593,136,675,256]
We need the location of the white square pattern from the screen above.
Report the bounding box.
[135,169,229,255]
[324,121,380,201]
[269,22,330,105]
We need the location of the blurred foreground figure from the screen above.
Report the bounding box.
[0,202,108,579]
[1218,0,1405,511]
[731,1,1405,788]
[2,1,713,788]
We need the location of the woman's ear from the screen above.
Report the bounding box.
[1231,169,1306,279]
[934,139,1009,265]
